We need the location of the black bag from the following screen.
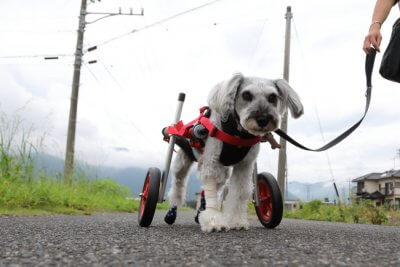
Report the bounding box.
[379,18,400,83]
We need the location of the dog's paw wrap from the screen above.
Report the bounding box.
[199,208,229,232]
[164,206,177,225]
[194,190,206,224]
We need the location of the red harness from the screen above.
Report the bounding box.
[164,107,262,152]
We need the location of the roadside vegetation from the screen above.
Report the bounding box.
[0,111,139,215]
[2,110,398,224]
[284,199,400,226]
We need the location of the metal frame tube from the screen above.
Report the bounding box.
[253,163,260,206]
[158,93,185,202]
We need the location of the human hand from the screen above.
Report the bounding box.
[363,23,382,54]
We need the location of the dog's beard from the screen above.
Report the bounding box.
[240,117,278,136]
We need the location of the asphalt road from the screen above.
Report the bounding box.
[1,210,400,266]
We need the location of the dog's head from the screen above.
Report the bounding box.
[208,73,304,136]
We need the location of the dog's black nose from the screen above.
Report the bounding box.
[256,116,269,127]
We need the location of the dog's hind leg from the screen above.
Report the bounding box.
[164,149,193,224]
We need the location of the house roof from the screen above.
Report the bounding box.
[381,170,400,178]
[352,169,400,182]
[352,172,383,182]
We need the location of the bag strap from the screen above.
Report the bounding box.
[274,48,377,152]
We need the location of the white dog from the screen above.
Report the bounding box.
[165,72,304,232]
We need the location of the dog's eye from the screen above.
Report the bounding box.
[242,91,253,101]
[268,93,277,104]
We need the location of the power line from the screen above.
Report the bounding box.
[293,18,339,199]
[315,107,336,180]
[95,0,224,47]
[82,63,145,157]
[0,16,76,21]
[83,62,165,161]
[248,18,268,67]
[83,40,162,150]
[0,62,73,66]
[0,30,75,33]
[64,0,144,180]
[94,56,162,148]
[0,54,73,59]
[96,57,126,94]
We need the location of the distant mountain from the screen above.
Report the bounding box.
[286,191,300,201]
[288,181,350,203]
[34,153,65,174]
[33,153,202,200]
[94,165,203,201]
[33,153,349,203]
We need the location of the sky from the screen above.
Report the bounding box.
[1,0,400,188]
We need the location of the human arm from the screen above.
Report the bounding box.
[363,0,398,53]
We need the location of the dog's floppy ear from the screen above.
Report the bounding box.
[274,79,304,118]
[208,73,244,120]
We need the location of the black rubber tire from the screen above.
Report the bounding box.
[138,167,161,227]
[254,172,283,229]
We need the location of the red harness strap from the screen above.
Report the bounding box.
[164,107,261,149]
[198,116,261,147]
[164,109,205,151]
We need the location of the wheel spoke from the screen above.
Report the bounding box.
[259,195,270,202]
[267,203,273,212]
[257,179,273,222]
[143,180,149,196]
[139,175,150,215]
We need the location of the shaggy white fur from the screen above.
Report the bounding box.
[167,73,304,232]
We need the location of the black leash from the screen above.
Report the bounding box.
[274,48,377,152]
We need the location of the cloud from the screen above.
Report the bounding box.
[113,147,129,152]
[1,0,400,185]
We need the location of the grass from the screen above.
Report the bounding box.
[4,110,398,224]
[284,199,400,226]
[0,175,140,215]
[0,111,141,215]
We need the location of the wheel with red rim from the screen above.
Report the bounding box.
[138,167,161,227]
[254,172,283,229]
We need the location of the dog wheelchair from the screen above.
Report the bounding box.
[137,93,283,229]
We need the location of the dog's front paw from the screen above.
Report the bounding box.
[199,208,229,233]
[226,216,249,230]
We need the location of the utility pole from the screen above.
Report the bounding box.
[397,149,400,170]
[277,6,292,201]
[64,0,143,182]
[348,178,352,204]
[64,0,87,183]
[285,160,288,200]
[333,181,340,202]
